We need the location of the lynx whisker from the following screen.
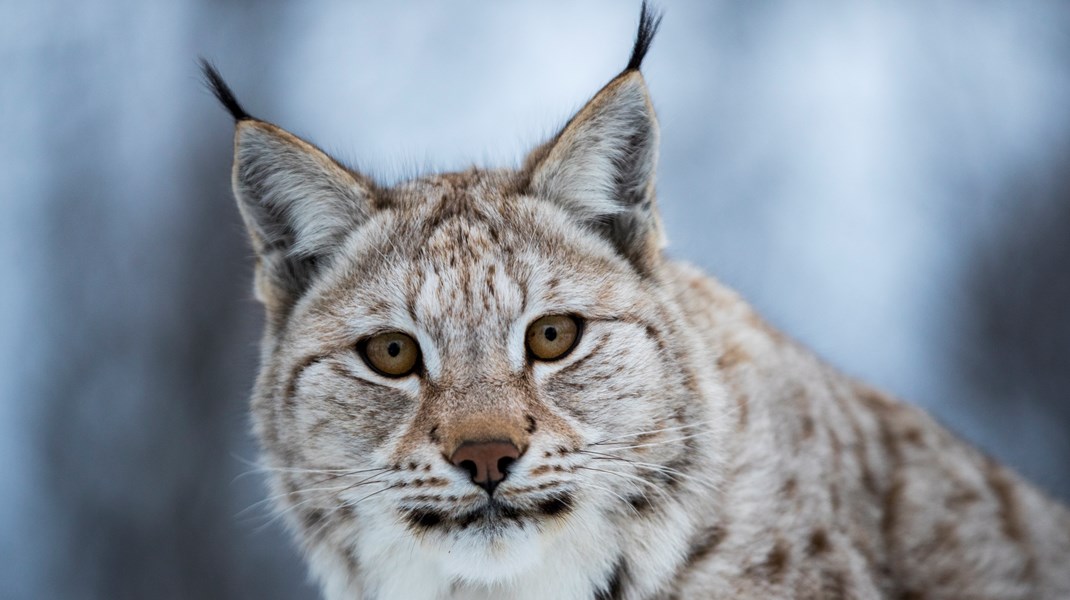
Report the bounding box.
[589,419,722,445]
[237,475,392,521]
[580,481,644,518]
[580,452,723,493]
[589,429,719,451]
[342,482,408,509]
[575,466,674,505]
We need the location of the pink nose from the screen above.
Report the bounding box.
[449,440,521,495]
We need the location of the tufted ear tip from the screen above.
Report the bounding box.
[200,59,254,122]
[625,1,663,72]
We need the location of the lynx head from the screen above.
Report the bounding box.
[209,4,726,590]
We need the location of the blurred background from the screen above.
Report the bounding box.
[3,1,1069,598]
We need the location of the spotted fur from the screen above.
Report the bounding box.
[209,5,1070,599]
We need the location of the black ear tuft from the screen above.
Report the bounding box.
[200,59,253,122]
[625,1,663,72]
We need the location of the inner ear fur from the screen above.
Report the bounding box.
[232,120,375,316]
[523,70,665,274]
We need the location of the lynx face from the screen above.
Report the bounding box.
[263,171,717,581]
[206,8,727,590]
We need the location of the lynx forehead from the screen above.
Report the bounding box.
[207,4,1070,599]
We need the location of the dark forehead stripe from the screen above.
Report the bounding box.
[410,215,532,329]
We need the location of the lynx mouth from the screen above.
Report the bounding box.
[402,492,574,533]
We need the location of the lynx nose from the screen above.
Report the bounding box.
[449,440,521,495]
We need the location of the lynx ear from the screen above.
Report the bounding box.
[523,5,664,273]
[203,62,374,314]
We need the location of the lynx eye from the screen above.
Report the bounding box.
[360,332,420,377]
[526,315,581,361]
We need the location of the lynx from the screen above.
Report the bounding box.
[205,5,1070,599]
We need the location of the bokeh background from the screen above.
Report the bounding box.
[3,1,1069,598]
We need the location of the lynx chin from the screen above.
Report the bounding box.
[204,4,1070,599]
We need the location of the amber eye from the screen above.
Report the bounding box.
[360,332,420,377]
[526,315,581,361]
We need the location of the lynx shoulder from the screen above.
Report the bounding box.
[206,4,1070,599]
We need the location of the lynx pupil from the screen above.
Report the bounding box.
[544,327,558,342]
[387,341,401,357]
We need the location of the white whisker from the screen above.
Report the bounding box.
[580,481,643,518]
[575,466,673,504]
[591,429,719,451]
[590,419,722,445]
[582,452,723,493]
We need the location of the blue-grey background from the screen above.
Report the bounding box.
[3,1,1069,598]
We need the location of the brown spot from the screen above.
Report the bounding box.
[780,477,798,499]
[747,537,790,583]
[716,343,750,370]
[682,524,726,569]
[801,414,815,440]
[880,475,906,541]
[807,528,830,555]
[986,460,1025,542]
[856,386,896,413]
[946,486,981,509]
[766,539,790,580]
[876,413,902,467]
[985,458,1037,578]
[861,463,879,496]
[902,427,923,446]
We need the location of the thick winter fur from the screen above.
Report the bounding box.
[208,5,1070,599]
